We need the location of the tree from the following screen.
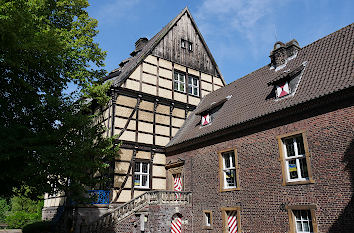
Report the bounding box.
[0,0,116,200]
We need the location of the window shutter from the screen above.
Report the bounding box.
[171,216,182,233]
[227,211,238,233]
[174,174,182,191]
[202,114,210,126]
[276,81,290,98]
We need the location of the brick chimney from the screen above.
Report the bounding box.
[270,39,300,68]
[135,37,148,51]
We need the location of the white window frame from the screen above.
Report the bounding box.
[293,210,314,233]
[188,75,199,96]
[134,161,150,189]
[222,151,237,189]
[283,135,308,182]
[174,71,186,92]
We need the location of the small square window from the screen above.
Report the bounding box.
[277,131,314,185]
[221,207,241,233]
[203,210,213,229]
[134,161,150,188]
[218,149,240,192]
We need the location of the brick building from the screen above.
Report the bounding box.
[47,7,353,233]
[164,24,354,232]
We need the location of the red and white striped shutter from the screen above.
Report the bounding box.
[276,81,290,98]
[171,216,182,233]
[227,211,238,233]
[174,174,182,192]
[201,114,210,126]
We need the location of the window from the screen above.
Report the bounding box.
[174,71,185,92]
[188,75,199,96]
[134,161,150,188]
[181,39,193,51]
[218,149,240,192]
[286,205,318,233]
[188,42,193,51]
[277,131,314,185]
[221,207,241,233]
[181,39,186,49]
[203,210,213,229]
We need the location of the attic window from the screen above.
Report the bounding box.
[181,39,193,51]
[181,39,186,49]
[276,81,290,98]
[188,42,193,51]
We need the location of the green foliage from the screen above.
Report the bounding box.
[22,221,54,233]
[0,198,10,222]
[0,0,117,200]
[4,195,43,228]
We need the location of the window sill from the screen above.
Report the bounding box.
[220,187,240,192]
[283,179,315,186]
[134,187,151,190]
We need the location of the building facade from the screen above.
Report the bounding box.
[164,23,354,232]
[45,7,354,233]
[42,7,225,226]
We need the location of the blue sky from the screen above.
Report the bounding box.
[87,0,353,84]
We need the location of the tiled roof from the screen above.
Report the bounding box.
[103,7,226,87]
[167,23,354,148]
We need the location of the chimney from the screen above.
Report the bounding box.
[270,39,300,68]
[135,37,148,51]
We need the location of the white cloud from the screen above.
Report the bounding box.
[195,0,292,58]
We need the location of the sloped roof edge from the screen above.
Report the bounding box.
[107,7,226,87]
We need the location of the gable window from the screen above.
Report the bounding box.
[221,207,241,233]
[188,75,199,96]
[181,39,186,49]
[277,131,314,185]
[188,42,193,51]
[174,71,185,92]
[218,148,240,192]
[134,161,150,188]
[203,210,213,229]
[286,205,318,233]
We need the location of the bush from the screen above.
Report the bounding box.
[22,221,54,233]
[5,211,40,228]
[0,198,10,223]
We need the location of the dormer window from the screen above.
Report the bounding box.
[268,63,306,100]
[276,81,290,98]
[201,113,210,126]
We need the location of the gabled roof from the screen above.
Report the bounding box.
[167,23,354,149]
[104,7,226,87]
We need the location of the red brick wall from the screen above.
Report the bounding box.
[167,103,354,232]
